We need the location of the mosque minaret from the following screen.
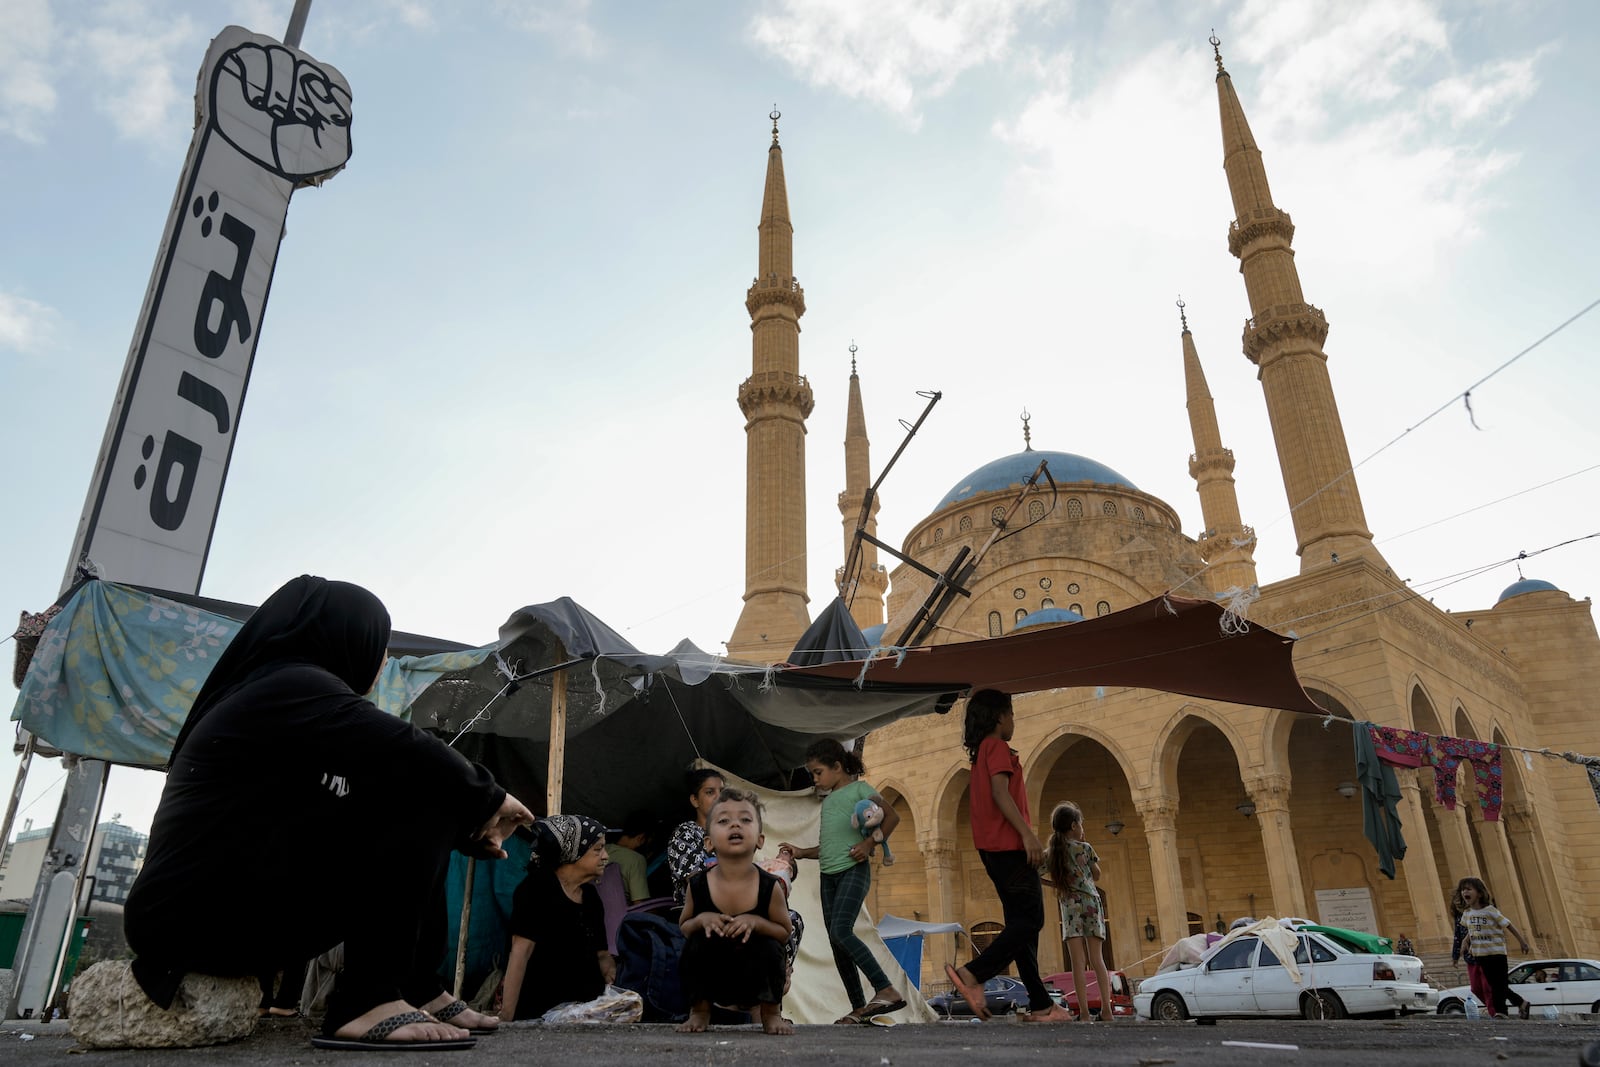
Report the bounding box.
[1214,37,1380,572]
[1181,299,1260,593]
[728,110,814,661]
[836,344,889,632]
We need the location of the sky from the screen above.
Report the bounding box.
[2,0,1598,844]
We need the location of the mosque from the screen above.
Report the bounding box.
[723,44,1600,985]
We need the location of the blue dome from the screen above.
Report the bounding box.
[1014,607,1085,630]
[861,623,888,646]
[1497,578,1560,603]
[937,450,1137,510]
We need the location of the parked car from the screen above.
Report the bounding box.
[925,975,1035,1018]
[1043,970,1136,1018]
[1436,959,1600,1016]
[1134,929,1434,1021]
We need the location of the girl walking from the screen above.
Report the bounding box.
[943,690,1072,1023]
[779,739,906,1024]
[1456,876,1532,1019]
[1046,801,1114,1021]
[676,788,794,1035]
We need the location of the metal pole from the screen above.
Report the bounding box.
[0,734,37,869]
[284,0,313,48]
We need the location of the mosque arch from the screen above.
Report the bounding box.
[868,782,929,950]
[1410,680,1444,734]
[930,762,972,844]
[1024,720,1140,807]
[1451,702,1483,740]
[1151,704,1255,798]
[1263,684,1356,778]
[1491,724,1573,952]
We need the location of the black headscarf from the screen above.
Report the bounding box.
[170,575,391,762]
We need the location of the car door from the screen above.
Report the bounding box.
[1250,937,1301,1014]
[1507,963,1553,1013]
[1194,937,1259,1015]
[1557,962,1600,1014]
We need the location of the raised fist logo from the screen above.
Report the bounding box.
[209,39,353,182]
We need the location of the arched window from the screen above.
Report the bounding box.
[1028,499,1045,521]
[988,611,1003,638]
[1066,498,1083,520]
[959,514,973,532]
[1096,600,1111,616]
[933,528,944,542]
[1132,506,1145,522]
[1069,603,1082,615]
[1102,500,1118,516]
[1015,608,1028,624]
[1041,597,1054,609]
[990,506,1006,525]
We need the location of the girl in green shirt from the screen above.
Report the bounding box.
[780,739,905,1023]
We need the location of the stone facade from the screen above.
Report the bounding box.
[734,51,1600,991]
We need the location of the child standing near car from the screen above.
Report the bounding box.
[1046,801,1115,1022]
[1449,883,1492,1014]
[1457,875,1532,1019]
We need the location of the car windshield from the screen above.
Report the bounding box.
[1509,965,1539,984]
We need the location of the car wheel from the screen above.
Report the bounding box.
[1301,989,1346,1020]
[1437,998,1465,1015]
[1151,991,1189,1022]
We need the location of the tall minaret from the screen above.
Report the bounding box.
[1212,35,1380,572]
[728,109,814,661]
[1181,298,1259,593]
[836,343,888,631]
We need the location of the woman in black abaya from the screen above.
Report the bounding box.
[125,575,533,1051]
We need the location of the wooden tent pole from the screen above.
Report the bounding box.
[452,857,475,999]
[547,662,568,813]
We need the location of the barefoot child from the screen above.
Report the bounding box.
[780,739,906,1024]
[1046,802,1114,1022]
[943,689,1072,1023]
[676,788,794,1036]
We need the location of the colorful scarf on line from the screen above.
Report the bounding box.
[532,814,607,868]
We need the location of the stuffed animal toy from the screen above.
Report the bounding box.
[851,798,895,865]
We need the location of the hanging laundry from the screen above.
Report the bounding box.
[1354,722,1406,879]
[1431,735,1503,822]
[1368,724,1430,768]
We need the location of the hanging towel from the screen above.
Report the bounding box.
[1355,723,1407,879]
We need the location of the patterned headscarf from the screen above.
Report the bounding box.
[532,814,608,868]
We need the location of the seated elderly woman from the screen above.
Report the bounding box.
[124,576,533,1052]
[500,815,615,1020]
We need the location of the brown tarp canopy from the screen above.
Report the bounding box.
[784,593,1325,715]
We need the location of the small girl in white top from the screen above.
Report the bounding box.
[1457,876,1532,1019]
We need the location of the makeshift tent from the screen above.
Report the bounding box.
[12,582,1325,824]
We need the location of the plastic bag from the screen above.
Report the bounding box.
[539,985,644,1025]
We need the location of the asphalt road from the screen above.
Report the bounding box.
[5,1015,1600,1065]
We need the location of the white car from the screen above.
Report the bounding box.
[1135,929,1435,1021]
[1437,958,1600,1017]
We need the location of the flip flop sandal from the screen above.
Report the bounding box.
[431,998,497,1035]
[834,1009,869,1024]
[945,963,992,1021]
[860,997,908,1018]
[310,1010,478,1052]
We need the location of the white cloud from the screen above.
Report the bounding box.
[0,291,59,352]
[994,2,1547,283]
[494,0,602,58]
[0,0,58,142]
[750,0,1045,125]
[75,3,199,144]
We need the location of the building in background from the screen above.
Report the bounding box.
[0,820,147,906]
